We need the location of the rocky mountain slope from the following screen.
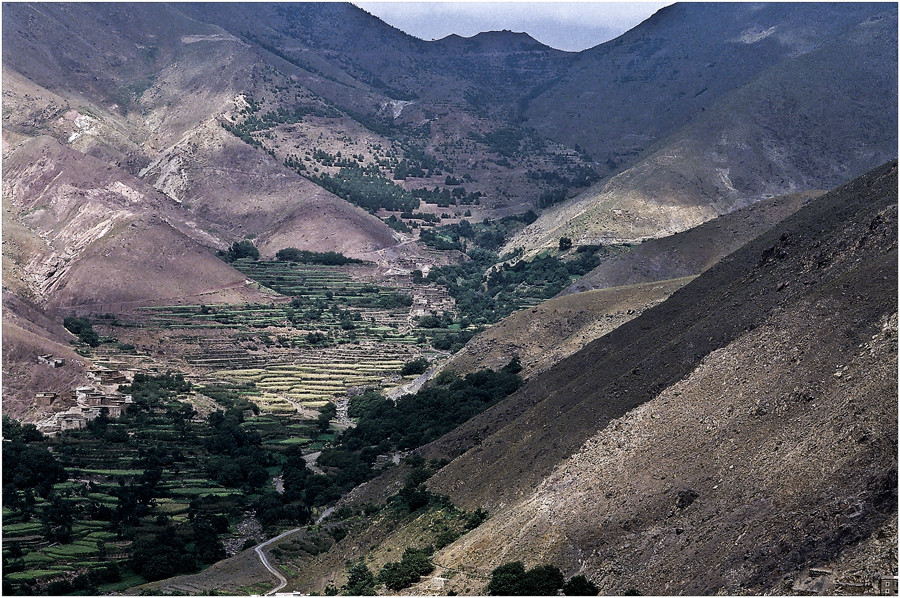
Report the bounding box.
[423,161,898,593]
[2,134,264,311]
[279,161,896,595]
[561,190,823,295]
[505,3,897,255]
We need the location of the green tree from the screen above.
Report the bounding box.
[63,316,100,346]
[377,547,434,590]
[344,561,376,595]
[400,357,430,376]
[563,575,599,596]
[559,237,573,251]
[486,561,565,595]
[317,402,337,433]
[486,561,528,595]
[220,240,259,262]
[526,565,565,595]
[41,495,74,543]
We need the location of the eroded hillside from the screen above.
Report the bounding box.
[271,161,898,595]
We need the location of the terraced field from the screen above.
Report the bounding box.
[3,405,333,594]
[229,260,371,298]
[218,349,409,410]
[99,261,454,415]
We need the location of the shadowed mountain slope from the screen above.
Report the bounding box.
[427,160,897,512]
[522,3,895,169]
[561,190,823,295]
[505,3,897,255]
[312,161,897,595]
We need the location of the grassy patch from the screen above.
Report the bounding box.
[2,522,43,535]
[5,569,64,582]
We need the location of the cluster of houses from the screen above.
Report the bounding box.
[410,285,454,318]
[35,366,134,435]
[37,353,66,368]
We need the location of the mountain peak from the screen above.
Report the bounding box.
[434,28,558,53]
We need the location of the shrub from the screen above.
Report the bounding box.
[219,240,259,262]
[563,575,599,596]
[63,316,100,347]
[400,357,430,376]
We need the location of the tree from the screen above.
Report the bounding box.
[220,240,259,262]
[343,561,376,596]
[317,402,337,433]
[130,526,197,581]
[3,432,67,498]
[559,237,573,251]
[400,357,430,376]
[563,575,599,596]
[486,561,565,595]
[377,547,434,590]
[63,316,100,346]
[486,561,528,595]
[526,565,565,595]
[41,495,74,543]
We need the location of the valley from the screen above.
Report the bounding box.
[1,2,897,596]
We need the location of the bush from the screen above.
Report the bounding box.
[219,240,259,262]
[563,575,599,596]
[400,357,430,376]
[63,316,100,347]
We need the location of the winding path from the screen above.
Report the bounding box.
[255,507,336,595]
[256,528,298,595]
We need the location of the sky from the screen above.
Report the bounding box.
[353,2,671,52]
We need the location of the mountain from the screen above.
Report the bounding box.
[2,2,404,256]
[561,189,823,295]
[522,3,895,172]
[422,161,898,593]
[249,161,894,596]
[439,276,691,380]
[505,3,898,255]
[2,134,264,311]
[1,291,93,419]
[1,3,897,594]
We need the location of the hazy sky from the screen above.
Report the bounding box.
[354,2,671,52]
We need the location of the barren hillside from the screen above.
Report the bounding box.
[273,161,897,595]
[2,134,265,311]
[505,4,897,256]
[441,277,692,380]
[561,190,822,295]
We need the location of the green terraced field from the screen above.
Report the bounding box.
[219,355,407,407]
